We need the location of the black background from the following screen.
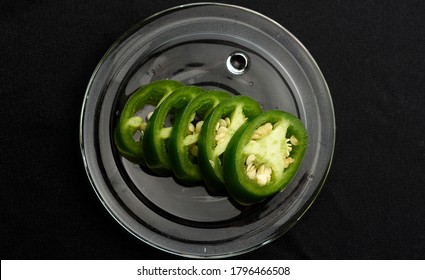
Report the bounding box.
[2,0,424,260]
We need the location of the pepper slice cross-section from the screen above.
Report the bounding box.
[114,80,183,164]
[168,90,231,185]
[223,110,308,205]
[142,85,204,176]
[198,95,262,194]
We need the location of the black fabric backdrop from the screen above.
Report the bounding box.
[1,0,424,260]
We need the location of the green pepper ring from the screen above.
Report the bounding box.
[168,90,232,185]
[114,80,183,164]
[142,85,204,176]
[223,110,308,205]
[197,95,263,195]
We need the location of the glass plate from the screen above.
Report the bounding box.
[80,3,335,258]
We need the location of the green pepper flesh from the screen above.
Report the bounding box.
[198,96,262,194]
[168,90,231,185]
[114,80,183,164]
[142,85,204,175]
[223,110,308,205]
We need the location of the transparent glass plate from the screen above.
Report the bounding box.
[80,3,335,258]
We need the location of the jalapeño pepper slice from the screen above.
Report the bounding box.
[168,90,231,185]
[198,96,262,194]
[142,86,204,175]
[114,80,183,164]
[223,110,308,205]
